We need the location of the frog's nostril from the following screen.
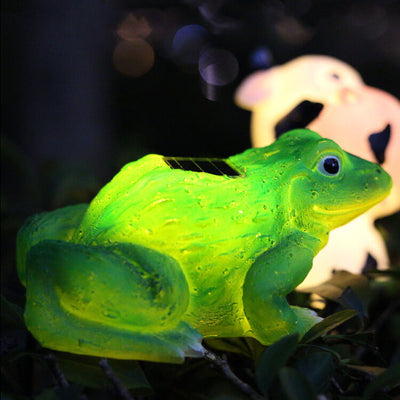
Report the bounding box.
[376,168,381,175]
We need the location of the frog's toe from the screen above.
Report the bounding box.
[292,306,323,335]
[162,321,205,358]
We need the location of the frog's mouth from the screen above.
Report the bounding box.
[274,100,324,138]
[312,194,387,217]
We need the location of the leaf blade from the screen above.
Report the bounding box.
[301,309,358,344]
[255,333,299,396]
[279,367,316,400]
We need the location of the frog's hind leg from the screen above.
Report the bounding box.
[17,204,88,286]
[24,240,203,363]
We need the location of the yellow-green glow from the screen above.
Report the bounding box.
[17,129,392,363]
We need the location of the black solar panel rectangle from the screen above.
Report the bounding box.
[176,159,203,172]
[164,158,181,169]
[211,160,241,176]
[193,160,221,175]
[163,157,242,177]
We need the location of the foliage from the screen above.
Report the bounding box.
[2,243,400,399]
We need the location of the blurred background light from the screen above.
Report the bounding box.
[249,46,274,70]
[274,16,313,46]
[116,13,152,40]
[113,38,155,78]
[172,24,209,67]
[198,1,239,33]
[199,48,239,86]
[199,48,239,101]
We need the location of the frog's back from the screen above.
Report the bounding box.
[75,153,281,250]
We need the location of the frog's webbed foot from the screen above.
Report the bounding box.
[291,306,323,337]
[24,240,204,363]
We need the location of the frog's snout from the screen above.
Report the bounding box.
[370,164,392,197]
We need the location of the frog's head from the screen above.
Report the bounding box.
[274,129,392,231]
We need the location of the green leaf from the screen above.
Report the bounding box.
[362,363,400,400]
[296,352,335,392]
[34,385,83,400]
[1,393,30,400]
[346,364,386,378]
[304,271,369,301]
[278,367,316,400]
[255,333,299,396]
[365,268,400,280]
[244,337,266,361]
[55,352,152,394]
[204,337,253,358]
[338,286,368,319]
[301,309,358,343]
[1,295,25,328]
[325,331,375,347]
[1,296,27,358]
[34,388,58,400]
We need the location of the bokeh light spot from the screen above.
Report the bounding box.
[113,39,155,78]
[116,13,152,40]
[199,48,239,86]
[172,24,208,65]
[249,46,274,70]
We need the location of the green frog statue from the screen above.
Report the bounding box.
[17,129,392,363]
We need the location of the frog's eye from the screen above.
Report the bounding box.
[317,155,341,176]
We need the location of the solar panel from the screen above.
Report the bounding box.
[163,157,242,177]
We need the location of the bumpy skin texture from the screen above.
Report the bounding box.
[17,129,392,363]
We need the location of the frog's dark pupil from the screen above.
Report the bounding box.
[324,157,339,174]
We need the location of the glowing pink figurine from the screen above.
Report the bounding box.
[235,55,400,289]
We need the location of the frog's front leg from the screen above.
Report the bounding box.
[243,233,322,344]
[24,240,203,363]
